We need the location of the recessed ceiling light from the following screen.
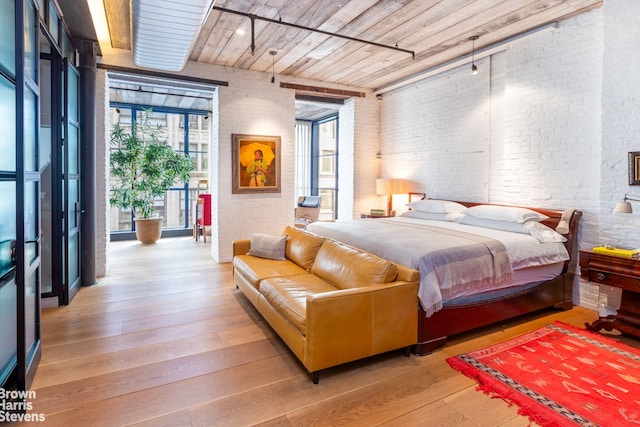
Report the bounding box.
[87,0,112,46]
[236,28,246,35]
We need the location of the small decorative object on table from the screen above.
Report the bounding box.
[592,245,640,258]
[361,209,394,218]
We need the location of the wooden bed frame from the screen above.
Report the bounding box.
[412,201,582,355]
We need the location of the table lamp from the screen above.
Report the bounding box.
[376,178,409,216]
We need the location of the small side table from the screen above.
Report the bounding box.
[360,213,395,219]
[580,249,640,338]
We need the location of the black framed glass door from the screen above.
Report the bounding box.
[63,58,81,303]
[39,31,80,306]
[18,0,42,390]
[0,72,18,388]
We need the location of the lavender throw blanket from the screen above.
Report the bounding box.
[307,219,513,316]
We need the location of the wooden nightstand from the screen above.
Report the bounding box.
[580,249,640,338]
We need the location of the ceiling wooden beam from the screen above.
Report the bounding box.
[280,82,365,99]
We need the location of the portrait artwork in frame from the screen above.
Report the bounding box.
[629,151,640,186]
[232,134,281,194]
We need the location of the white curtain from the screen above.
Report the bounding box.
[294,120,312,204]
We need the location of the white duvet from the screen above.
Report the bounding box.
[306,217,569,315]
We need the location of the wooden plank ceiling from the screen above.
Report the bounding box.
[58,0,603,119]
[97,0,603,91]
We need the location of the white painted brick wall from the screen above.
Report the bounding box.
[600,0,640,249]
[94,1,640,312]
[339,97,380,219]
[213,68,297,262]
[96,69,110,277]
[375,4,640,310]
[379,57,491,203]
[94,51,374,268]
[337,99,355,219]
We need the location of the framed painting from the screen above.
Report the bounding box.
[232,134,281,194]
[629,151,640,185]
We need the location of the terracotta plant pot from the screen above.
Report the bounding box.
[134,218,163,244]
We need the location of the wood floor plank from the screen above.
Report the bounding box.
[33,356,302,427]
[39,313,256,365]
[124,409,193,427]
[31,340,285,415]
[378,400,476,427]
[13,236,627,427]
[33,331,228,389]
[283,359,472,426]
[443,386,529,427]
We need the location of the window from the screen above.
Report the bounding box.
[295,115,338,221]
[109,106,210,234]
[320,150,335,174]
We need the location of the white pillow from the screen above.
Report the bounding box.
[458,215,529,233]
[524,221,567,243]
[247,233,288,260]
[461,205,548,223]
[406,199,466,214]
[457,215,566,243]
[400,210,461,222]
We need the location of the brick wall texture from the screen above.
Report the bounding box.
[96,0,640,309]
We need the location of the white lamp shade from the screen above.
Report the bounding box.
[614,201,633,214]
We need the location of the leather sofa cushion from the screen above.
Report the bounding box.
[233,255,308,289]
[283,226,325,271]
[311,240,398,289]
[260,274,337,334]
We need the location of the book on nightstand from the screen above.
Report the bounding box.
[592,245,640,258]
[369,209,386,216]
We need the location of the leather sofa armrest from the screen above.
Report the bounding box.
[394,264,420,283]
[304,281,418,372]
[233,239,251,257]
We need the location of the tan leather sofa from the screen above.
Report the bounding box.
[232,226,419,383]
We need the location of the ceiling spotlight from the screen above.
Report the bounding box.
[469,35,479,75]
[269,50,277,83]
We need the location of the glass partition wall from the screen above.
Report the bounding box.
[1,0,80,392]
[1,0,46,393]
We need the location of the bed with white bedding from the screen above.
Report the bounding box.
[306,201,582,354]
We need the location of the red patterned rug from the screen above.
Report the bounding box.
[447,322,640,426]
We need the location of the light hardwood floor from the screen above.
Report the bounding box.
[18,237,624,426]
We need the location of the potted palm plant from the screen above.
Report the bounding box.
[109,111,193,244]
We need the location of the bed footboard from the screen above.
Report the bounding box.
[413,276,572,354]
[413,206,582,355]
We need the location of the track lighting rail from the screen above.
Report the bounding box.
[212,6,415,59]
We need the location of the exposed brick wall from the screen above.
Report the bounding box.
[95,1,640,312]
[375,3,640,309]
[379,57,491,204]
[600,0,640,247]
[213,68,296,262]
[95,69,110,277]
[93,53,373,267]
[352,96,381,217]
